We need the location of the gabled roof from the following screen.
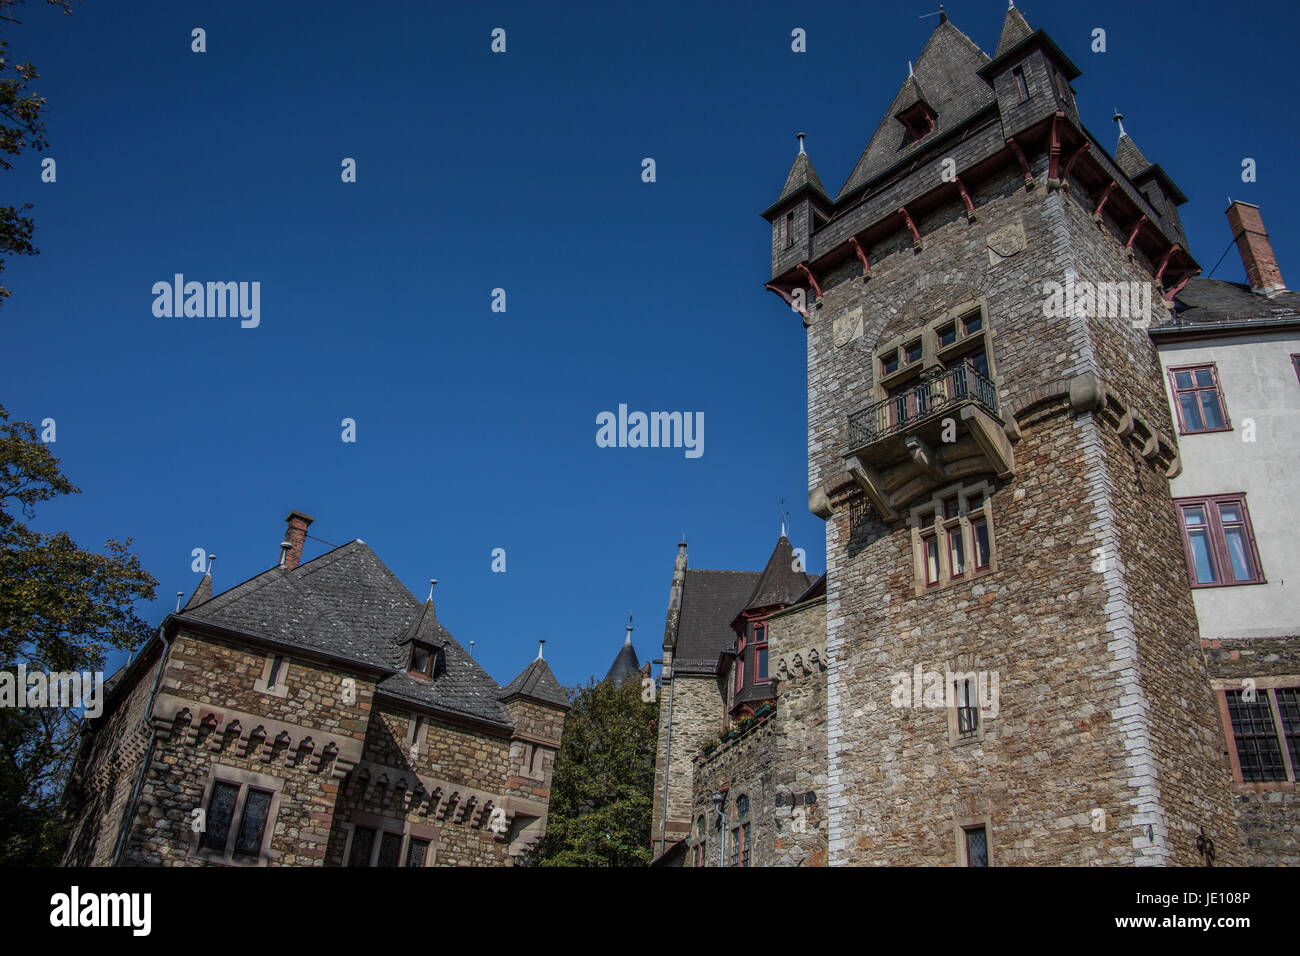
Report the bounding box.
[173,540,514,728]
[396,596,452,650]
[604,638,641,687]
[500,657,570,709]
[994,4,1034,57]
[740,536,817,614]
[837,18,994,200]
[672,569,762,672]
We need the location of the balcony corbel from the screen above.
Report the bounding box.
[1007,137,1034,186]
[847,236,872,280]
[845,455,897,522]
[953,175,977,221]
[796,262,825,302]
[899,206,923,251]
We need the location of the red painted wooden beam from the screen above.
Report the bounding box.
[1061,142,1090,185]
[1048,113,1063,182]
[1007,137,1034,184]
[1154,244,1180,284]
[1125,215,1147,250]
[764,282,809,319]
[847,236,872,277]
[796,262,824,300]
[899,206,923,248]
[953,175,977,218]
[1164,267,1199,303]
[1092,181,1116,218]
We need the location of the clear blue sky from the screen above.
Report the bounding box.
[3,0,1296,689]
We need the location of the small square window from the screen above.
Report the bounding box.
[942,497,959,519]
[266,655,285,689]
[961,311,983,336]
[409,642,438,678]
[881,352,900,376]
[937,324,957,348]
[904,341,922,364]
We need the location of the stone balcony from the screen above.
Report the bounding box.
[842,365,1014,521]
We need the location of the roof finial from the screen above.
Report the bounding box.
[427,578,437,601]
[939,4,946,22]
[1009,0,1015,9]
[908,59,914,77]
[469,640,475,658]
[796,131,806,155]
[780,497,789,538]
[537,639,546,660]
[1113,109,1127,139]
[175,591,184,612]
[207,554,215,576]
[625,614,634,645]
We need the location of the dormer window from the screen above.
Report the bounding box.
[408,642,439,679]
[897,102,937,146]
[1012,67,1029,103]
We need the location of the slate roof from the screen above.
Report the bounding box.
[182,573,211,611]
[775,151,830,206]
[500,657,570,708]
[740,536,817,615]
[172,540,516,728]
[837,18,994,200]
[994,4,1033,57]
[604,638,641,687]
[1166,277,1300,325]
[672,569,762,672]
[1115,133,1152,180]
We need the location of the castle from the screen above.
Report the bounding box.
[62,511,569,867]
[653,4,1298,866]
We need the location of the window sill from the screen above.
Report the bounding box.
[1190,578,1267,590]
[1230,780,1295,792]
[1177,425,1233,436]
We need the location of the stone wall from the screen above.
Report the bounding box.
[652,668,722,856]
[808,156,1238,865]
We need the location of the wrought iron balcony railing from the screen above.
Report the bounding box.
[847,364,1000,450]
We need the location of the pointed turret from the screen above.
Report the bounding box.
[774,133,830,206]
[1112,111,1152,178]
[995,2,1034,57]
[737,535,815,618]
[396,580,451,652]
[500,654,569,709]
[604,617,641,686]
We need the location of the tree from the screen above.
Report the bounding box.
[0,0,74,308]
[528,674,658,867]
[0,405,157,864]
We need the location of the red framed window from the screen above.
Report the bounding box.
[948,527,966,578]
[1175,495,1264,587]
[1168,364,1230,433]
[1012,67,1029,103]
[922,529,940,586]
[752,622,769,683]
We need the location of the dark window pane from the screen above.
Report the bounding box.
[1275,689,1300,774]
[1174,370,1193,389]
[234,788,272,856]
[377,831,403,868]
[267,655,284,688]
[1227,690,1287,781]
[1179,392,1204,431]
[348,826,376,867]
[966,827,988,866]
[1194,368,1215,388]
[962,312,983,335]
[204,781,240,851]
[406,838,430,868]
[938,325,956,347]
[736,794,749,818]
[949,529,965,577]
[973,519,990,568]
[925,536,940,584]
[905,341,922,364]
[757,645,768,680]
[410,644,431,674]
[943,497,959,519]
[1187,527,1218,584]
[966,347,989,377]
[882,353,899,375]
[1199,392,1225,429]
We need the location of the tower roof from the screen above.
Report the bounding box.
[500,657,570,709]
[182,573,212,611]
[740,535,817,614]
[774,147,830,207]
[837,17,994,200]
[994,3,1034,57]
[1115,130,1153,179]
[604,639,641,687]
[395,595,451,649]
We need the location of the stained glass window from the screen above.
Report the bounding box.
[348,826,376,867]
[234,788,272,856]
[406,838,430,868]
[204,781,239,851]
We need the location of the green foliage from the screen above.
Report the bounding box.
[0,404,157,864]
[527,676,658,867]
[0,0,74,307]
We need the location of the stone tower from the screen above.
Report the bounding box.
[762,6,1238,865]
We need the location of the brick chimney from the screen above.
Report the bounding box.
[1226,201,1287,296]
[282,510,315,570]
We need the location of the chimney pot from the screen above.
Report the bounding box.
[282,510,315,570]
[1226,201,1287,296]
